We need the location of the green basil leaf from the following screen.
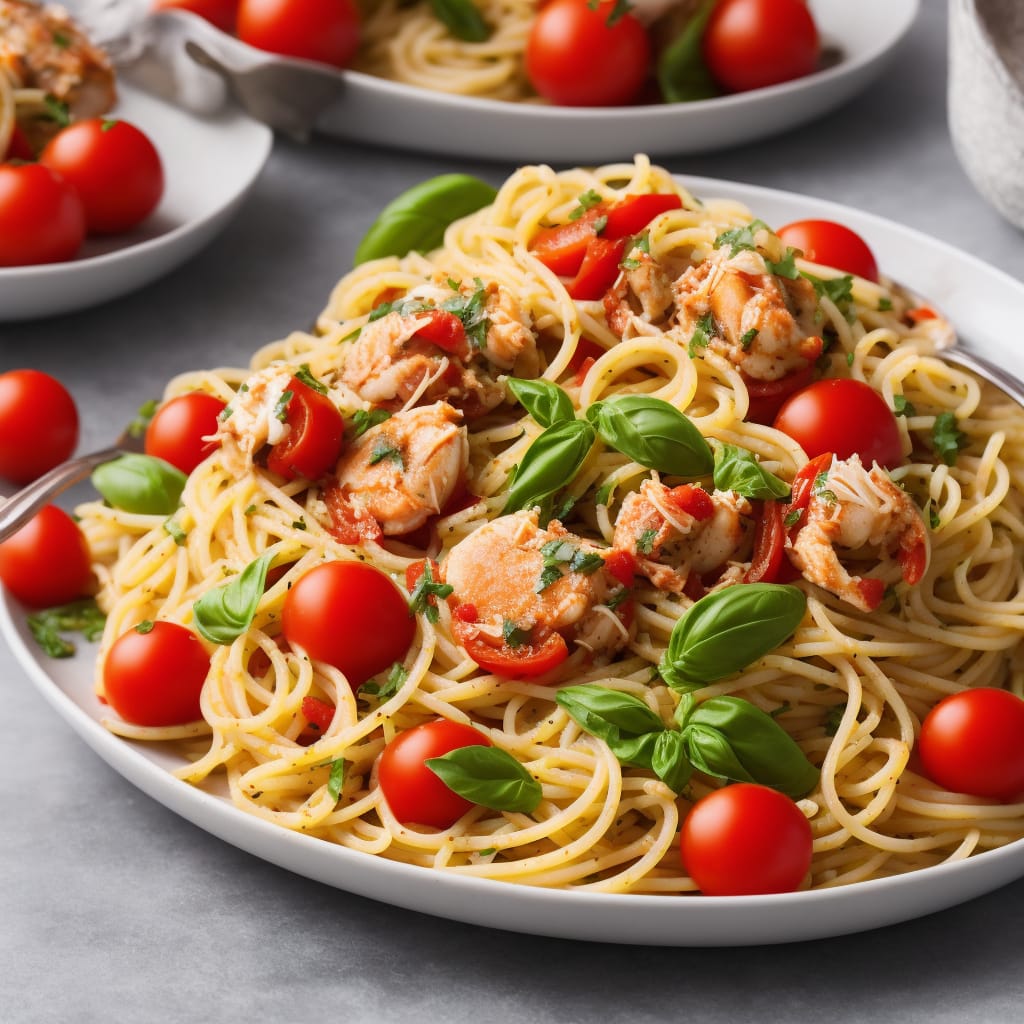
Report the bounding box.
[657,0,719,103]
[650,729,693,792]
[586,395,713,477]
[712,442,791,500]
[659,583,807,692]
[426,744,541,814]
[681,695,820,798]
[504,419,595,514]
[556,684,667,741]
[193,552,274,645]
[91,453,187,515]
[507,378,576,429]
[429,0,490,41]
[354,174,498,264]
[327,759,345,802]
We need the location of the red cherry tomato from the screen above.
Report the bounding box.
[773,378,903,468]
[40,119,164,235]
[282,560,415,687]
[152,0,239,32]
[702,0,819,94]
[0,163,85,267]
[144,392,227,475]
[0,505,92,608]
[777,219,879,283]
[102,620,211,726]
[525,0,651,107]
[680,783,813,896]
[0,369,79,484]
[265,376,345,481]
[378,719,492,828]
[918,688,1024,801]
[450,616,569,679]
[236,0,360,68]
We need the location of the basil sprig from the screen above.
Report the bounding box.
[504,419,595,514]
[507,378,575,429]
[657,0,719,103]
[712,442,791,500]
[659,583,807,693]
[27,598,106,658]
[586,395,713,477]
[556,684,819,798]
[429,0,490,41]
[92,453,187,515]
[426,744,542,814]
[193,552,275,645]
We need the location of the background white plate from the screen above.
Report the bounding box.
[0,83,272,323]
[3,176,1023,947]
[148,0,919,163]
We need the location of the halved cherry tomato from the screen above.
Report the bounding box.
[773,378,903,468]
[602,548,637,589]
[680,782,813,895]
[568,236,628,300]
[378,719,492,829]
[0,369,79,484]
[102,620,211,726]
[777,219,879,283]
[918,688,1024,801]
[745,499,788,584]
[0,504,92,608]
[412,309,469,356]
[281,560,414,688]
[144,392,227,475]
[784,451,835,530]
[266,376,345,481]
[451,616,569,679]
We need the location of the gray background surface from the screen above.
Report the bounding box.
[3,4,1024,1021]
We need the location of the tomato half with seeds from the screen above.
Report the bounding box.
[102,620,211,726]
[378,719,492,828]
[265,376,345,481]
[451,616,569,679]
[282,560,415,688]
[144,392,227,475]
[680,783,813,895]
[918,688,1024,801]
[0,505,92,608]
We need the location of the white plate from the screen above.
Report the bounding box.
[0,83,272,323]
[149,0,919,163]
[4,176,1024,947]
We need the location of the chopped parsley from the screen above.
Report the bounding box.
[273,389,294,422]
[620,230,650,271]
[635,528,657,555]
[163,518,187,545]
[350,407,391,438]
[368,438,404,467]
[569,189,603,220]
[592,214,608,236]
[27,599,106,659]
[803,272,855,320]
[535,538,604,593]
[893,395,916,418]
[932,411,968,466]
[594,482,613,507]
[878,296,894,312]
[812,471,837,504]
[502,620,533,648]
[327,759,345,802]
[824,705,845,736]
[688,312,715,357]
[295,364,328,395]
[739,327,759,350]
[361,662,409,700]
[441,279,491,350]
[408,562,453,624]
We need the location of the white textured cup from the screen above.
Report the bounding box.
[948,0,1024,230]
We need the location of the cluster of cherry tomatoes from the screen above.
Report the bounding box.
[0,114,164,268]
[154,0,821,108]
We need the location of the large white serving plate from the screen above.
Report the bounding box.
[0,83,272,323]
[3,176,1024,946]
[150,0,919,162]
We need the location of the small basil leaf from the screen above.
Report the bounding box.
[429,0,490,41]
[504,418,595,514]
[354,174,498,264]
[712,442,791,500]
[682,695,820,798]
[659,583,807,692]
[193,552,274,645]
[426,745,541,814]
[556,684,667,741]
[327,759,345,802]
[657,0,720,103]
[507,378,576,429]
[586,395,713,477]
[92,453,187,515]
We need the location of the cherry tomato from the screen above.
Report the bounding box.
[0,369,79,484]
[451,616,569,679]
[144,392,227,475]
[702,0,819,94]
[152,0,239,32]
[0,163,86,267]
[102,620,211,726]
[918,688,1024,801]
[40,118,164,235]
[265,376,345,481]
[4,123,34,161]
[777,219,879,283]
[525,0,651,107]
[236,0,360,68]
[773,378,903,468]
[0,505,92,608]
[378,719,492,828]
[281,560,415,687]
[680,783,813,896]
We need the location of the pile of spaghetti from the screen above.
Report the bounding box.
[77,156,1024,894]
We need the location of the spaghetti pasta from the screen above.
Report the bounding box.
[76,156,1024,895]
